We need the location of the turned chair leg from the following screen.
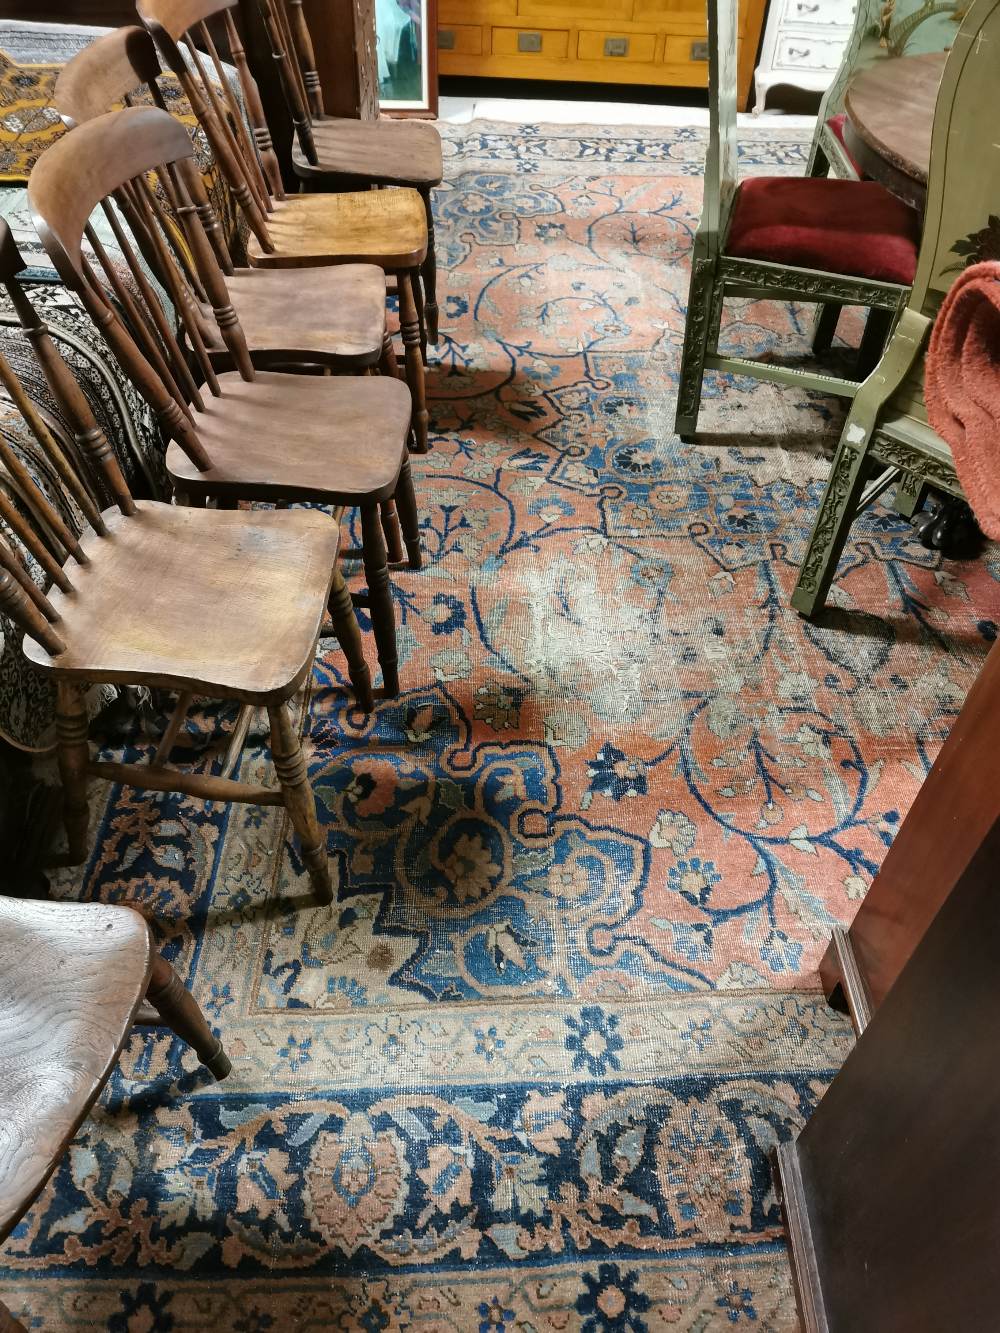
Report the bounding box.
[267,701,332,904]
[379,498,406,564]
[55,680,90,865]
[144,953,232,1079]
[327,567,374,711]
[421,186,439,347]
[411,260,428,365]
[0,1296,27,1332]
[398,271,429,454]
[360,504,399,697]
[380,329,401,380]
[395,456,423,571]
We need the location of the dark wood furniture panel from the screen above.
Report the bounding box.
[821,638,1000,1027]
[776,815,1000,1332]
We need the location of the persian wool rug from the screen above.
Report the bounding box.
[4,120,998,1329]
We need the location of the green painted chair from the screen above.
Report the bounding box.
[806,0,965,183]
[674,0,920,442]
[791,0,1000,618]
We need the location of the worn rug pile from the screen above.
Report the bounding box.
[3,121,998,1330]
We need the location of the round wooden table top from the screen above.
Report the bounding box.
[844,51,948,209]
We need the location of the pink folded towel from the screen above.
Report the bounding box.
[925,261,1000,539]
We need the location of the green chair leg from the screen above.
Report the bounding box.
[813,302,842,355]
[674,257,719,441]
[893,473,928,519]
[791,426,874,619]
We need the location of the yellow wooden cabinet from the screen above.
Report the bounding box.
[437,0,769,105]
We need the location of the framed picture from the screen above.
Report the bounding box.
[375,0,438,117]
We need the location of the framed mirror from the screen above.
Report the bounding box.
[376,0,438,116]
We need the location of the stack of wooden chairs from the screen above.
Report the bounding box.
[0,12,443,1320]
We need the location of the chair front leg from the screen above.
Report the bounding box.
[267,701,333,904]
[144,953,232,1079]
[791,429,874,619]
[394,455,423,571]
[327,567,375,712]
[674,256,718,441]
[360,504,400,697]
[421,186,439,346]
[379,499,406,564]
[55,680,90,865]
[398,272,429,453]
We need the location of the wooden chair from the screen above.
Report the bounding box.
[0,216,358,897]
[138,0,431,453]
[52,25,392,383]
[29,105,419,700]
[673,0,920,441]
[255,0,444,347]
[790,0,1000,618]
[0,894,229,1332]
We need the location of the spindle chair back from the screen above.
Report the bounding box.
[53,26,390,380]
[0,214,356,899]
[31,106,419,699]
[252,0,443,343]
[139,0,431,449]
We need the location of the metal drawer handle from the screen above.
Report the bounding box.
[438,28,456,49]
[605,36,629,56]
[787,45,812,56]
[690,40,709,59]
[518,31,543,52]
[796,3,820,12]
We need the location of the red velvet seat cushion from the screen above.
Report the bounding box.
[726,176,920,285]
[826,112,863,176]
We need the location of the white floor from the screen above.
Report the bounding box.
[438,93,815,131]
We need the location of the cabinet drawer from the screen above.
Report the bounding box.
[774,31,845,70]
[492,26,571,56]
[663,33,711,64]
[518,0,632,16]
[782,0,857,27]
[437,23,484,55]
[634,0,703,16]
[578,29,658,61]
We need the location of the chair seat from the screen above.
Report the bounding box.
[0,897,151,1242]
[223,262,386,367]
[165,372,412,505]
[246,189,428,272]
[292,116,443,187]
[726,176,920,285]
[22,503,340,701]
[825,113,864,177]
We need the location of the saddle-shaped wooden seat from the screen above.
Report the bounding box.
[246,189,429,272]
[292,116,443,188]
[222,262,387,367]
[0,893,231,1331]
[22,503,340,703]
[165,372,413,505]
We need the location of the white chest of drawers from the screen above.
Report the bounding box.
[752,0,855,111]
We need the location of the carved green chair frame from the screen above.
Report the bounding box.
[673,0,911,442]
[790,0,1000,618]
